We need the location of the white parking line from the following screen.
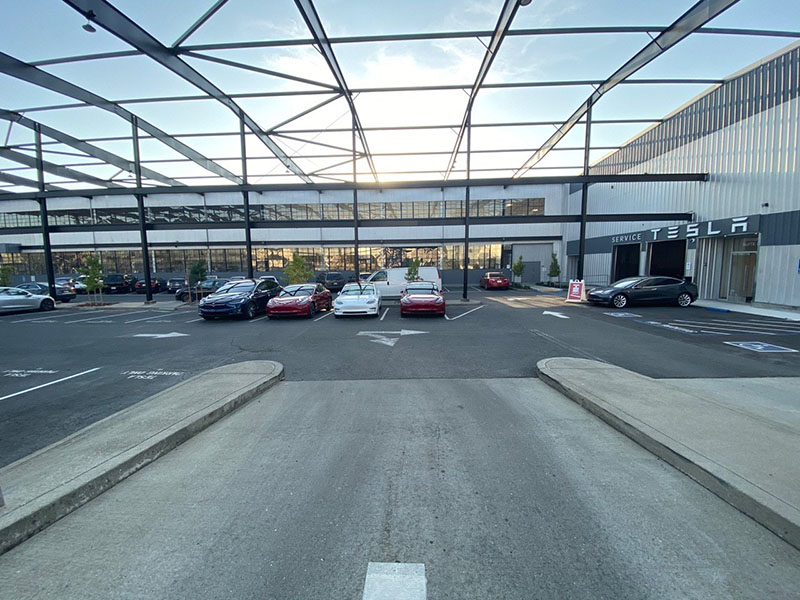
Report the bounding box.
[445,305,485,320]
[362,562,426,600]
[125,312,192,324]
[713,319,800,331]
[313,311,333,322]
[185,317,203,323]
[11,312,77,323]
[380,307,389,321]
[64,310,150,324]
[0,367,101,402]
[251,315,269,322]
[670,320,780,335]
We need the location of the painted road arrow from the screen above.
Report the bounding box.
[542,311,569,319]
[357,330,428,347]
[132,332,189,339]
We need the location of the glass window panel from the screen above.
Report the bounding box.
[275,205,291,221]
[306,204,320,220]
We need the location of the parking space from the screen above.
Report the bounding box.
[2,288,797,467]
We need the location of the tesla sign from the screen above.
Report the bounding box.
[611,215,759,245]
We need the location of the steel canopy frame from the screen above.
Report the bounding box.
[444,0,522,181]
[0,147,125,189]
[0,110,183,188]
[293,0,378,182]
[61,0,312,184]
[513,0,742,178]
[0,51,242,185]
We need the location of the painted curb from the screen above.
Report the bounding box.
[0,361,284,556]
[536,358,800,552]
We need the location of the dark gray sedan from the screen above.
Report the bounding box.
[587,276,698,309]
[16,282,76,303]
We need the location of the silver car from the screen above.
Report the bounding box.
[0,286,55,313]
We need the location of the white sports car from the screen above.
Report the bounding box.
[333,283,381,318]
[0,286,55,313]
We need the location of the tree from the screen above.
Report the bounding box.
[0,264,13,287]
[511,255,525,284]
[187,261,207,302]
[404,258,422,282]
[79,254,104,304]
[548,252,561,284]
[284,252,314,284]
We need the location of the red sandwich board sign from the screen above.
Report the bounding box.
[566,280,585,302]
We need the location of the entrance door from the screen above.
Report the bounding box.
[612,243,640,281]
[724,236,758,303]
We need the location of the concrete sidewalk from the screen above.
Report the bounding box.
[537,357,800,551]
[694,299,800,321]
[0,360,283,555]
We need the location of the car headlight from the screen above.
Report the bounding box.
[267,299,275,306]
[335,299,343,305]
[366,298,377,304]
[401,297,411,304]
[232,297,248,304]
[435,297,444,303]
[298,297,310,304]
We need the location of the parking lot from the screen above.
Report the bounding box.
[1,288,798,466]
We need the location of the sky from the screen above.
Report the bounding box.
[0,0,798,191]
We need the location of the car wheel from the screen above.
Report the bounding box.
[400,311,407,318]
[677,292,693,307]
[612,293,628,309]
[334,313,341,319]
[308,303,315,318]
[327,299,333,311]
[244,302,256,319]
[40,298,55,311]
[181,293,189,302]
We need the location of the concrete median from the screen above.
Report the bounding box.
[537,357,800,551]
[0,360,284,555]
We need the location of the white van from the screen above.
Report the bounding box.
[367,267,442,298]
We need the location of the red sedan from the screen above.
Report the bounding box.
[400,282,446,317]
[480,271,510,290]
[266,283,332,318]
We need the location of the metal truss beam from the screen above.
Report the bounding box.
[0,110,183,187]
[445,0,521,180]
[0,172,708,202]
[61,0,312,183]
[29,27,800,67]
[0,147,125,188]
[12,78,719,114]
[513,0,741,178]
[293,0,378,182]
[0,171,64,192]
[0,52,242,184]
[171,0,229,48]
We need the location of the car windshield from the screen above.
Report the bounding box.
[280,286,313,297]
[325,273,344,281]
[610,278,643,289]
[169,279,183,284]
[105,275,124,282]
[216,282,255,294]
[340,286,374,296]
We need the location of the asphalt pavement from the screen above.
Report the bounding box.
[1,289,798,466]
[1,378,798,599]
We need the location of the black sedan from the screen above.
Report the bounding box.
[175,279,229,302]
[16,282,76,303]
[198,278,281,319]
[319,271,348,293]
[587,276,698,309]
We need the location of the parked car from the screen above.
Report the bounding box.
[16,282,76,303]
[0,286,55,312]
[587,276,698,309]
[266,283,332,318]
[175,278,229,302]
[320,271,348,293]
[400,281,446,317]
[103,273,137,294]
[479,271,510,290]
[55,276,86,294]
[333,282,381,318]
[229,276,246,281]
[199,278,281,320]
[366,267,442,298]
[166,278,187,293]
[134,277,164,294]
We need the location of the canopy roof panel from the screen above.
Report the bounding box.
[0,0,798,195]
